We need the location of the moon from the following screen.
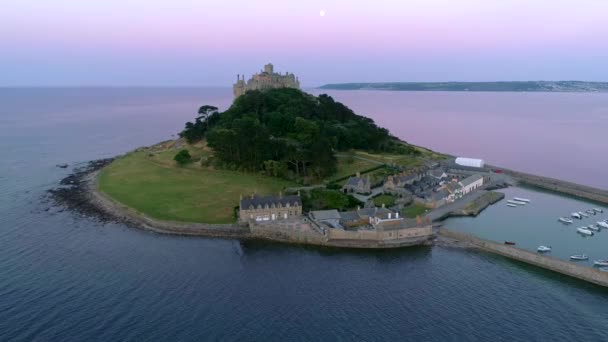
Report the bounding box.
[319,10,326,17]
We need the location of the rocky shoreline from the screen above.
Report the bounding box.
[47,158,123,224]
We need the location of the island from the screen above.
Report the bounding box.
[66,64,507,249]
[49,63,608,286]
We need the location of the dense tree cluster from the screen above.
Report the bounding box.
[180,88,418,180]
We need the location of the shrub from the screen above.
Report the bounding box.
[174,149,192,166]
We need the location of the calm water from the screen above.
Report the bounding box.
[446,186,608,266]
[1,87,608,341]
[312,90,608,189]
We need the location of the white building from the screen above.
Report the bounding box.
[455,157,485,168]
[458,174,484,195]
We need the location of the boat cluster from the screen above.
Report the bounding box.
[535,246,608,271]
[507,197,530,207]
[558,208,603,225]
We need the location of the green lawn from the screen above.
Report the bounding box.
[373,194,396,207]
[401,203,429,218]
[98,150,295,224]
[331,154,379,181]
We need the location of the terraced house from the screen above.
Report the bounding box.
[239,193,302,222]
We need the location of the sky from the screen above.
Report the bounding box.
[1,0,607,86]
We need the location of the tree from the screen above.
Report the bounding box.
[198,105,219,129]
[174,149,192,166]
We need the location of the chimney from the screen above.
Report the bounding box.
[396,212,400,218]
[382,203,385,208]
[388,213,392,219]
[357,205,360,211]
[356,172,361,178]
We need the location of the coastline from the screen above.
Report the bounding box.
[49,158,433,248]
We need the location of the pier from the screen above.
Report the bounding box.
[439,229,608,288]
[499,168,608,204]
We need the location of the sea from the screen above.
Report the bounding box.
[1,87,608,341]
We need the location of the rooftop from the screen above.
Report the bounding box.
[460,174,484,187]
[240,194,300,209]
[311,209,341,221]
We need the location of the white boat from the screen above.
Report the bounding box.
[599,267,608,272]
[578,211,589,218]
[558,217,573,224]
[537,245,552,253]
[597,221,608,229]
[593,208,604,213]
[507,200,527,205]
[587,224,600,231]
[513,197,530,203]
[571,212,582,219]
[577,227,594,236]
[570,254,589,261]
[585,209,596,215]
[507,203,518,207]
[593,260,608,267]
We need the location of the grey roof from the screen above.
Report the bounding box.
[373,207,398,220]
[241,194,300,209]
[459,174,484,187]
[430,169,447,178]
[346,176,369,187]
[311,210,341,221]
[429,189,450,201]
[445,182,463,193]
[395,174,418,183]
[339,211,360,222]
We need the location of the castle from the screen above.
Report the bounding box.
[233,63,300,98]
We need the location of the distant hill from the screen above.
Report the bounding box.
[319,81,608,92]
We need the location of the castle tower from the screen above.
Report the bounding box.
[233,63,300,99]
[264,63,274,74]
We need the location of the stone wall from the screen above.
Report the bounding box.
[504,169,608,204]
[328,226,432,243]
[439,229,608,287]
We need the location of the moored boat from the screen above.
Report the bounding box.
[507,200,526,205]
[570,254,589,261]
[513,197,530,203]
[578,211,589,218]
[507,203,518,207]
[593,260,608,267]
[558,217,573,224]
[571,212,582,219]
[587,224,600,231]
[504,241,516,245]
[599,267,608,272]
[593,208,604,213]
[586,209,596,215]
[537,245,552,253]
[597,221,608,229]
[577,227,594,236]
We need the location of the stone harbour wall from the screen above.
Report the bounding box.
[439,229,608,287]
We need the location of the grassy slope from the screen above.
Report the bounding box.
[98,144,295,224]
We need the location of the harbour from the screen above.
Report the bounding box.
[444,185,608,271]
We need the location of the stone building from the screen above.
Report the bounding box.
[239,193,302,222]
[459,174,484,195]
[233,63,300,98]
[343,172,371,195]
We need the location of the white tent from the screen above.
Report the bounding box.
[455,157,485,168]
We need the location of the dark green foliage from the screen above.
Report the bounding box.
[181,88,414,180]
[179,105,219,143]
[301,189,363,212]
[173,149,192,166]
